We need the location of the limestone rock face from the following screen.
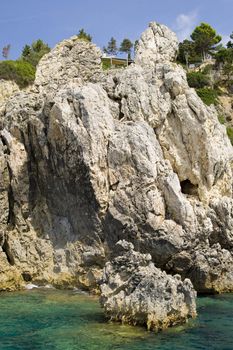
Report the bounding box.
[0,22,233,295]
[135,22,178,67]
[0,79,20,112]
[35,36,102,94]
[100,240,196,331]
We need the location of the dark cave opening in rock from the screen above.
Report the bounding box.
[21,272,32,282]
[180,180,198,196]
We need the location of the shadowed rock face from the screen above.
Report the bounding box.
[0,22,233,295]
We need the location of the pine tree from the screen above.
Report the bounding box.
[103,37,118,56]
[134,40,139,55]
[191,23,222,61]
[119,38,133,61]
[21,45,31,58]
[177,40,201,67]
[77,29,92,42]
[21,40,50,67]
[227,32,233,49]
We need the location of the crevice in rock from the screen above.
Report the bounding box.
[0,134,10,155]
[110,95,125,120]
[180,180,198,196]
[102,140,112,218]
[0,135,16,227]
[109,180,119,191]
[6,167,15,227]
[2,238,15,265]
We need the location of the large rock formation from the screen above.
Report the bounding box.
[100,240,196,331]
[0,22,233,297]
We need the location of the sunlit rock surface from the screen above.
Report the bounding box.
[0,22,232,295]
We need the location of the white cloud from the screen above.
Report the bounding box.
[174,11,198,41]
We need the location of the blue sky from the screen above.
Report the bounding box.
[0,0,232,60]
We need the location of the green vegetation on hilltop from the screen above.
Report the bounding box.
[102,36,135,69]
[0,60,35,88]
[77,29,92,42]
[177,23,233,146]
[0,39,50,88]
[177,23,222,66]
[21,39,50,67]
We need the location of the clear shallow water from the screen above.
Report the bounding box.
[0,289,232,350]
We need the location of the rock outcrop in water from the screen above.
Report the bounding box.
[0,22,233,300]
[100,240,196,330]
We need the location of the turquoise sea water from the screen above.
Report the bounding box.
[0,289,232,350]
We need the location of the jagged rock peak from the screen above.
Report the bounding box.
[135,22,179,67]
[35,36,102,93]
[100,240,197,332]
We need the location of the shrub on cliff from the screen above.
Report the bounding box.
[196,87,219,106]
[187,71,210,88]
[227,126,233,145]
[0,60,35,88]
[77,29,92,42]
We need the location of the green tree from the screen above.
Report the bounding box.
[103,37,118,67]
[103,37,118,56]
[21,44,31,58]
[227,32,233,49]
[119,38,133,60]
[134,39,139,55]
[21,39,50,67]
[214,46,233,83]
[215,47,233,65]
[77,29,92,42]
[191,23,222,61]
[177,39,201,67]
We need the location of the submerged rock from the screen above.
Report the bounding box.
[100,240,196,331]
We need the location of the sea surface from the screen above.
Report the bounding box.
[0,289,232,350]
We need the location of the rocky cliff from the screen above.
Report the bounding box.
[0,22,233,298]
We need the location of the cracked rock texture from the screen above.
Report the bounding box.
[0,22,233,296]
[0,80,20,113]
[100,240,196,331]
